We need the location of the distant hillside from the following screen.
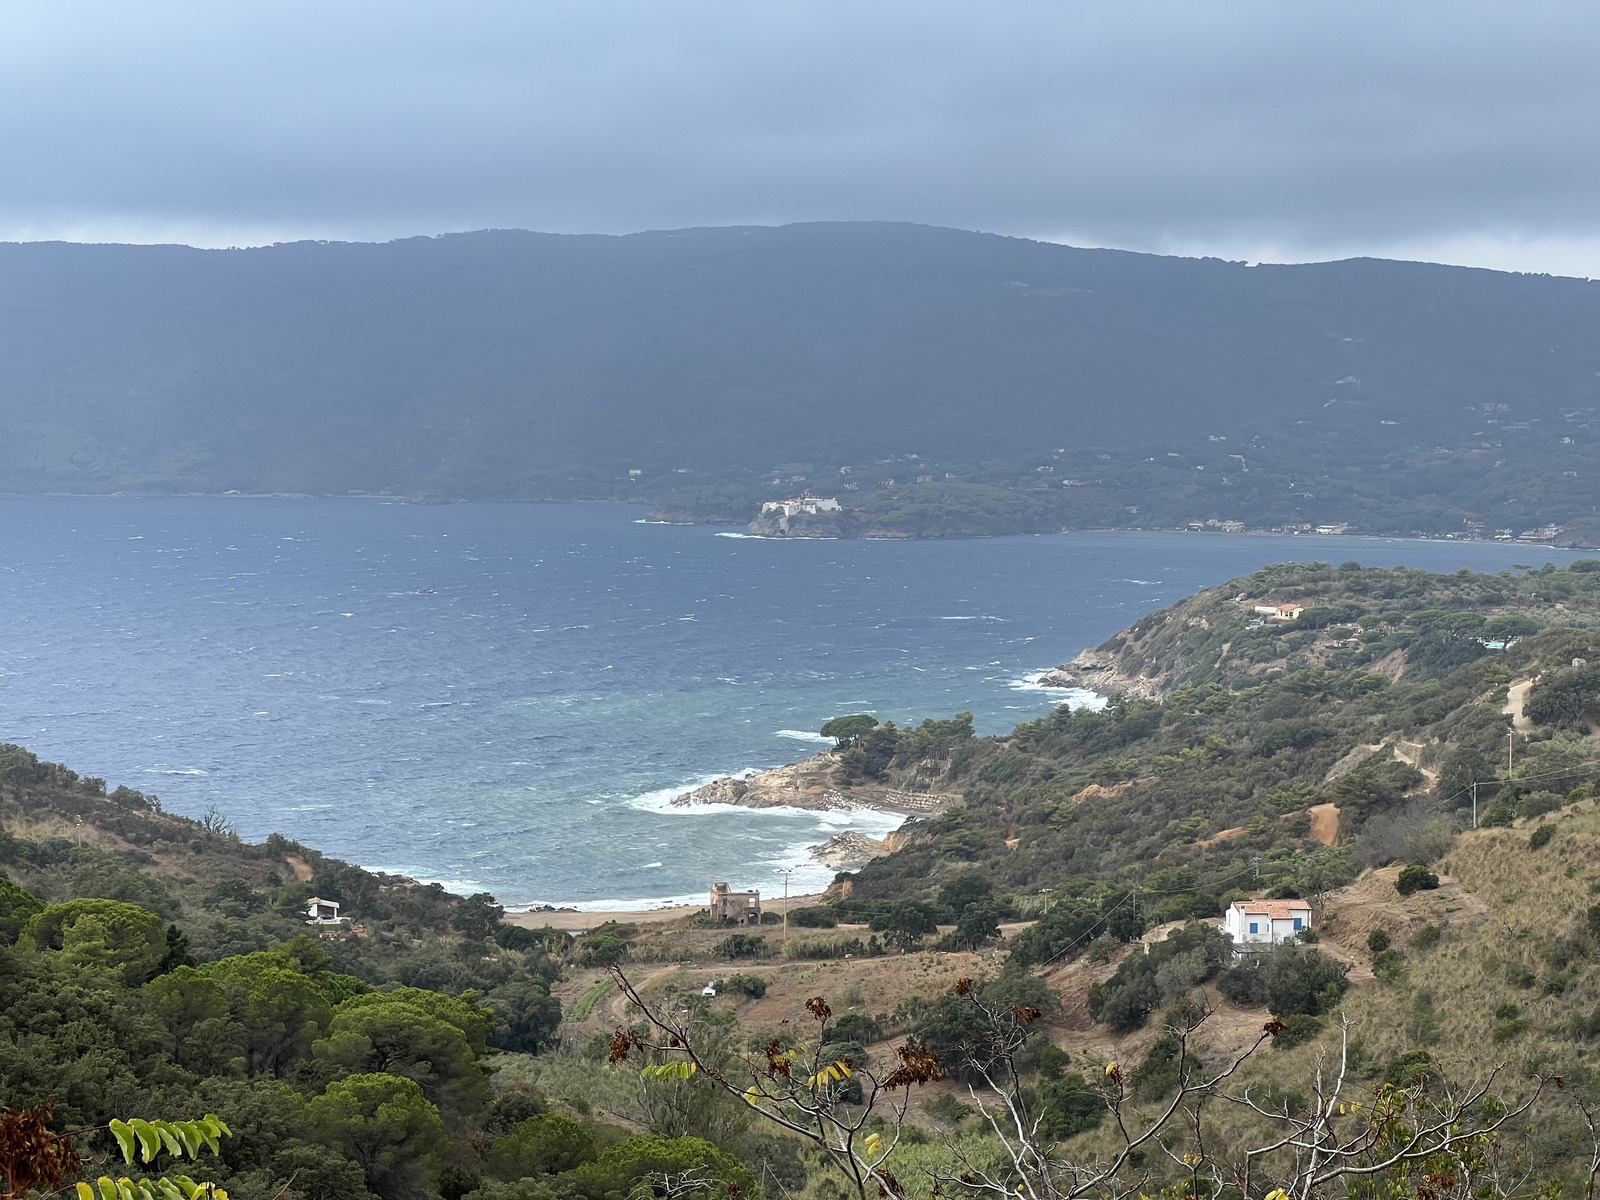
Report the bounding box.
[3,223,1600,538]
[831,558,1600,913]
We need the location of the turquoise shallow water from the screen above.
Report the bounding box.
[0,498,1576,906]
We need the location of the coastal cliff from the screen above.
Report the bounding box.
[745,508,851,538]
[1033,648,1168,700]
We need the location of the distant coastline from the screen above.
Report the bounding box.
[4,491,1594,552]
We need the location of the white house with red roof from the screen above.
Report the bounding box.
[1224,898,1312,948]
[1251,602,1306,622]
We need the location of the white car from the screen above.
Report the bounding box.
[702,983,717,998]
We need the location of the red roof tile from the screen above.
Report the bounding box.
[1232,900,1310,919]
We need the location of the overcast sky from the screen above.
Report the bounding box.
[4,2,1600,275]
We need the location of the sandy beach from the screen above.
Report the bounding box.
[504,892,830,932]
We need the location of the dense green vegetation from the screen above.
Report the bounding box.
[0,748,762,1200]
[6,223,1600,541]
[833,560,1600,963]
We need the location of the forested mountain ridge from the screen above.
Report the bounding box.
[4,223,1600,540]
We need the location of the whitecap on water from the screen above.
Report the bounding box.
[1010,672,1106,710]
[774,729,831,743]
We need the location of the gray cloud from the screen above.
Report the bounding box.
[3,1,1599,272]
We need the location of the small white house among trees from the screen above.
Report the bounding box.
[304,896,343,924]
[1224,898,1311,949]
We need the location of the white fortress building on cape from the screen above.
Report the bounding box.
[761,492,841,517]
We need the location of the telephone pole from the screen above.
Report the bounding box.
[774,867,794,948]
[1471,780,1478,829]
[1508,730,1515,780]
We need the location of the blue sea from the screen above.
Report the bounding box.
[0,499,1576,907]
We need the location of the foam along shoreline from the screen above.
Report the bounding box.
[1012,671,1109,707]
[668,750,953,817]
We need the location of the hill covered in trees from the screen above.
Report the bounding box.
[4,223,1600,539]
[0,746,769,1200]
[821,559,1600,933]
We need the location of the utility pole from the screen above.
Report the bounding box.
[1252,854,1262,882]
[1471,780,1478,829]
[774,867,794,949]
[1509,730,1515,781]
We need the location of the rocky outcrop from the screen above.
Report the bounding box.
[746,509,850,538]
[674,755,853,811]
[808,831,890,871]
[1034,649,1166,700]
[671,751,960,815]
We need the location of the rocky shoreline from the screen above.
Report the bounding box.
[669,749,959,871]
[1033,648,1164,700]
[670,751,954,816]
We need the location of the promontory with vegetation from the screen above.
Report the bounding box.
[6,223,1600,543]
[15,558,1600,1199]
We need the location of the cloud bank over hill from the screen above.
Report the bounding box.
[4,2,1600,274]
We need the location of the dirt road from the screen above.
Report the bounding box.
[1504,680,1534,733]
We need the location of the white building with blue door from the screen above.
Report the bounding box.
[1224,899,1311,949]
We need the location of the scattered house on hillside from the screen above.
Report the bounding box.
[305,897,344,924]
[709,882,761,924]
[1517,525,1561,543]
[1250,602,1305,621]
[1224,899,1311,950]
[761,492,842,518]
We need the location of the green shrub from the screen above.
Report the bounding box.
[1038,1076,1105,1139]
[1529,824,1555,850]
[1410,924,1442,951]
[789,906,838,929]
[1479,801,1516,828]
[487,1088,548,1133]
[1383,1049,1432,1087]
[1521,792,1564,820]
[717,973,768,998]
[1271,1013,1325,1050]
[1366,928,1392,953]
[1130,1030,1200,1099]
[831,1013,883,1044]
[712,933,768,959]
[1494,1001,1521,1020]
[1491,1018,1529,1043]
[1216,961,1269,1007]
[1088,923,1230,1033]
[922,1093,975,1126]
[1266,946,1350,1016]
[1372,949,1408,982]
[486,1114,597,1180]
[1395,865,1440,895]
